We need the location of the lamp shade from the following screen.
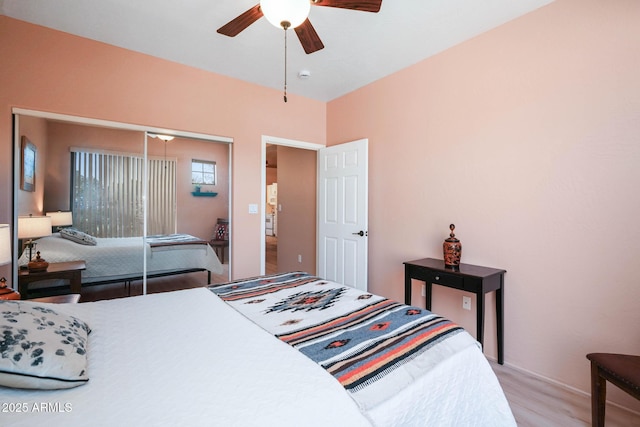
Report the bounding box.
[260,0,310,29]
[17,215,53,239]
[46,211,73,227]
[0,224,11,266]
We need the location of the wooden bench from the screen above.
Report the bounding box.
[586,353,640,426]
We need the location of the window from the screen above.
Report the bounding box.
[191,159,216,186]
[71,149,176,237]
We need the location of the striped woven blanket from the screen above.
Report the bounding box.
[209,272,478,410]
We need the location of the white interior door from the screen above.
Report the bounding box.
[317,139,368,291]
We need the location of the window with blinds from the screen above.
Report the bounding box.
[71,149,176,237]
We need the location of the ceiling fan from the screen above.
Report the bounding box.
[217,0,383,54]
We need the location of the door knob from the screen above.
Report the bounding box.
[352,230,367,237]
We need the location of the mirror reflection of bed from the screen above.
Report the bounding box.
[15,113,231,301]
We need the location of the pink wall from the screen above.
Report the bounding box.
[276,146,317,274]
[0,16,326,281]
[328,0,640,411]
[171,137,230,240]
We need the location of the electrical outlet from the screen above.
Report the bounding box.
[421,284,426,297]
[297,254,302,263]
[462,296,471,310]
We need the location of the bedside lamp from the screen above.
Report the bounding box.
[46,211,73,231]
[18,215,52,272]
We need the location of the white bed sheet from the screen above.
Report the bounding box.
[0,288,516,426]
[17,233,223,283]
[0,288,370,427]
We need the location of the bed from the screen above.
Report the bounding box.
[0,272,516,426]
[17,232,223,291]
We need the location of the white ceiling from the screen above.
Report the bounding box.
[1,0,553,102]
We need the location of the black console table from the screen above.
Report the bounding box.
[403,258,506,364]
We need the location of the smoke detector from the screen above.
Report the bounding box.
[297,70,311,80]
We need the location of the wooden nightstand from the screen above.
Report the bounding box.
[404,257,506,364]
[18,260,86,299]
[29,294,81,304]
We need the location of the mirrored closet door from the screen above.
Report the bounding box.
[12,109,231,300]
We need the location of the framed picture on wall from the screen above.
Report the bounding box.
[20,136,36,192]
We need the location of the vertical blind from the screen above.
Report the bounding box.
[71,149,176,238]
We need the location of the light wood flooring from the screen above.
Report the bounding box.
[76,241,640,426]
[491,361,640,426]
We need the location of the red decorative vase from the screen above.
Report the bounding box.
[443,224,461,269]
[27,251,49,272]
[0,280,20,300]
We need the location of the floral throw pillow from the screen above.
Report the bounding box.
[60,228,97,246]
[0,301,91,389]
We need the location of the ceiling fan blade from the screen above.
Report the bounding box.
[294,19,325,54]
[217,4,263,37]
[311,0,382,13]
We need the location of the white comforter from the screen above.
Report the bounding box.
[17,233,223,282]
[0,288,515,426]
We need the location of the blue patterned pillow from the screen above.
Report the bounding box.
[60,228,97,246]
[0,301,91,389]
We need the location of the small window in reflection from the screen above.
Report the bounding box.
[191,159,216,186]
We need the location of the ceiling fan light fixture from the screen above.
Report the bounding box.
[260,0,310,30]
[148,133,175,142]
[298,69,311,79]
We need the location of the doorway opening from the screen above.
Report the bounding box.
[265,144,277,274]
[260,136,323,276]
